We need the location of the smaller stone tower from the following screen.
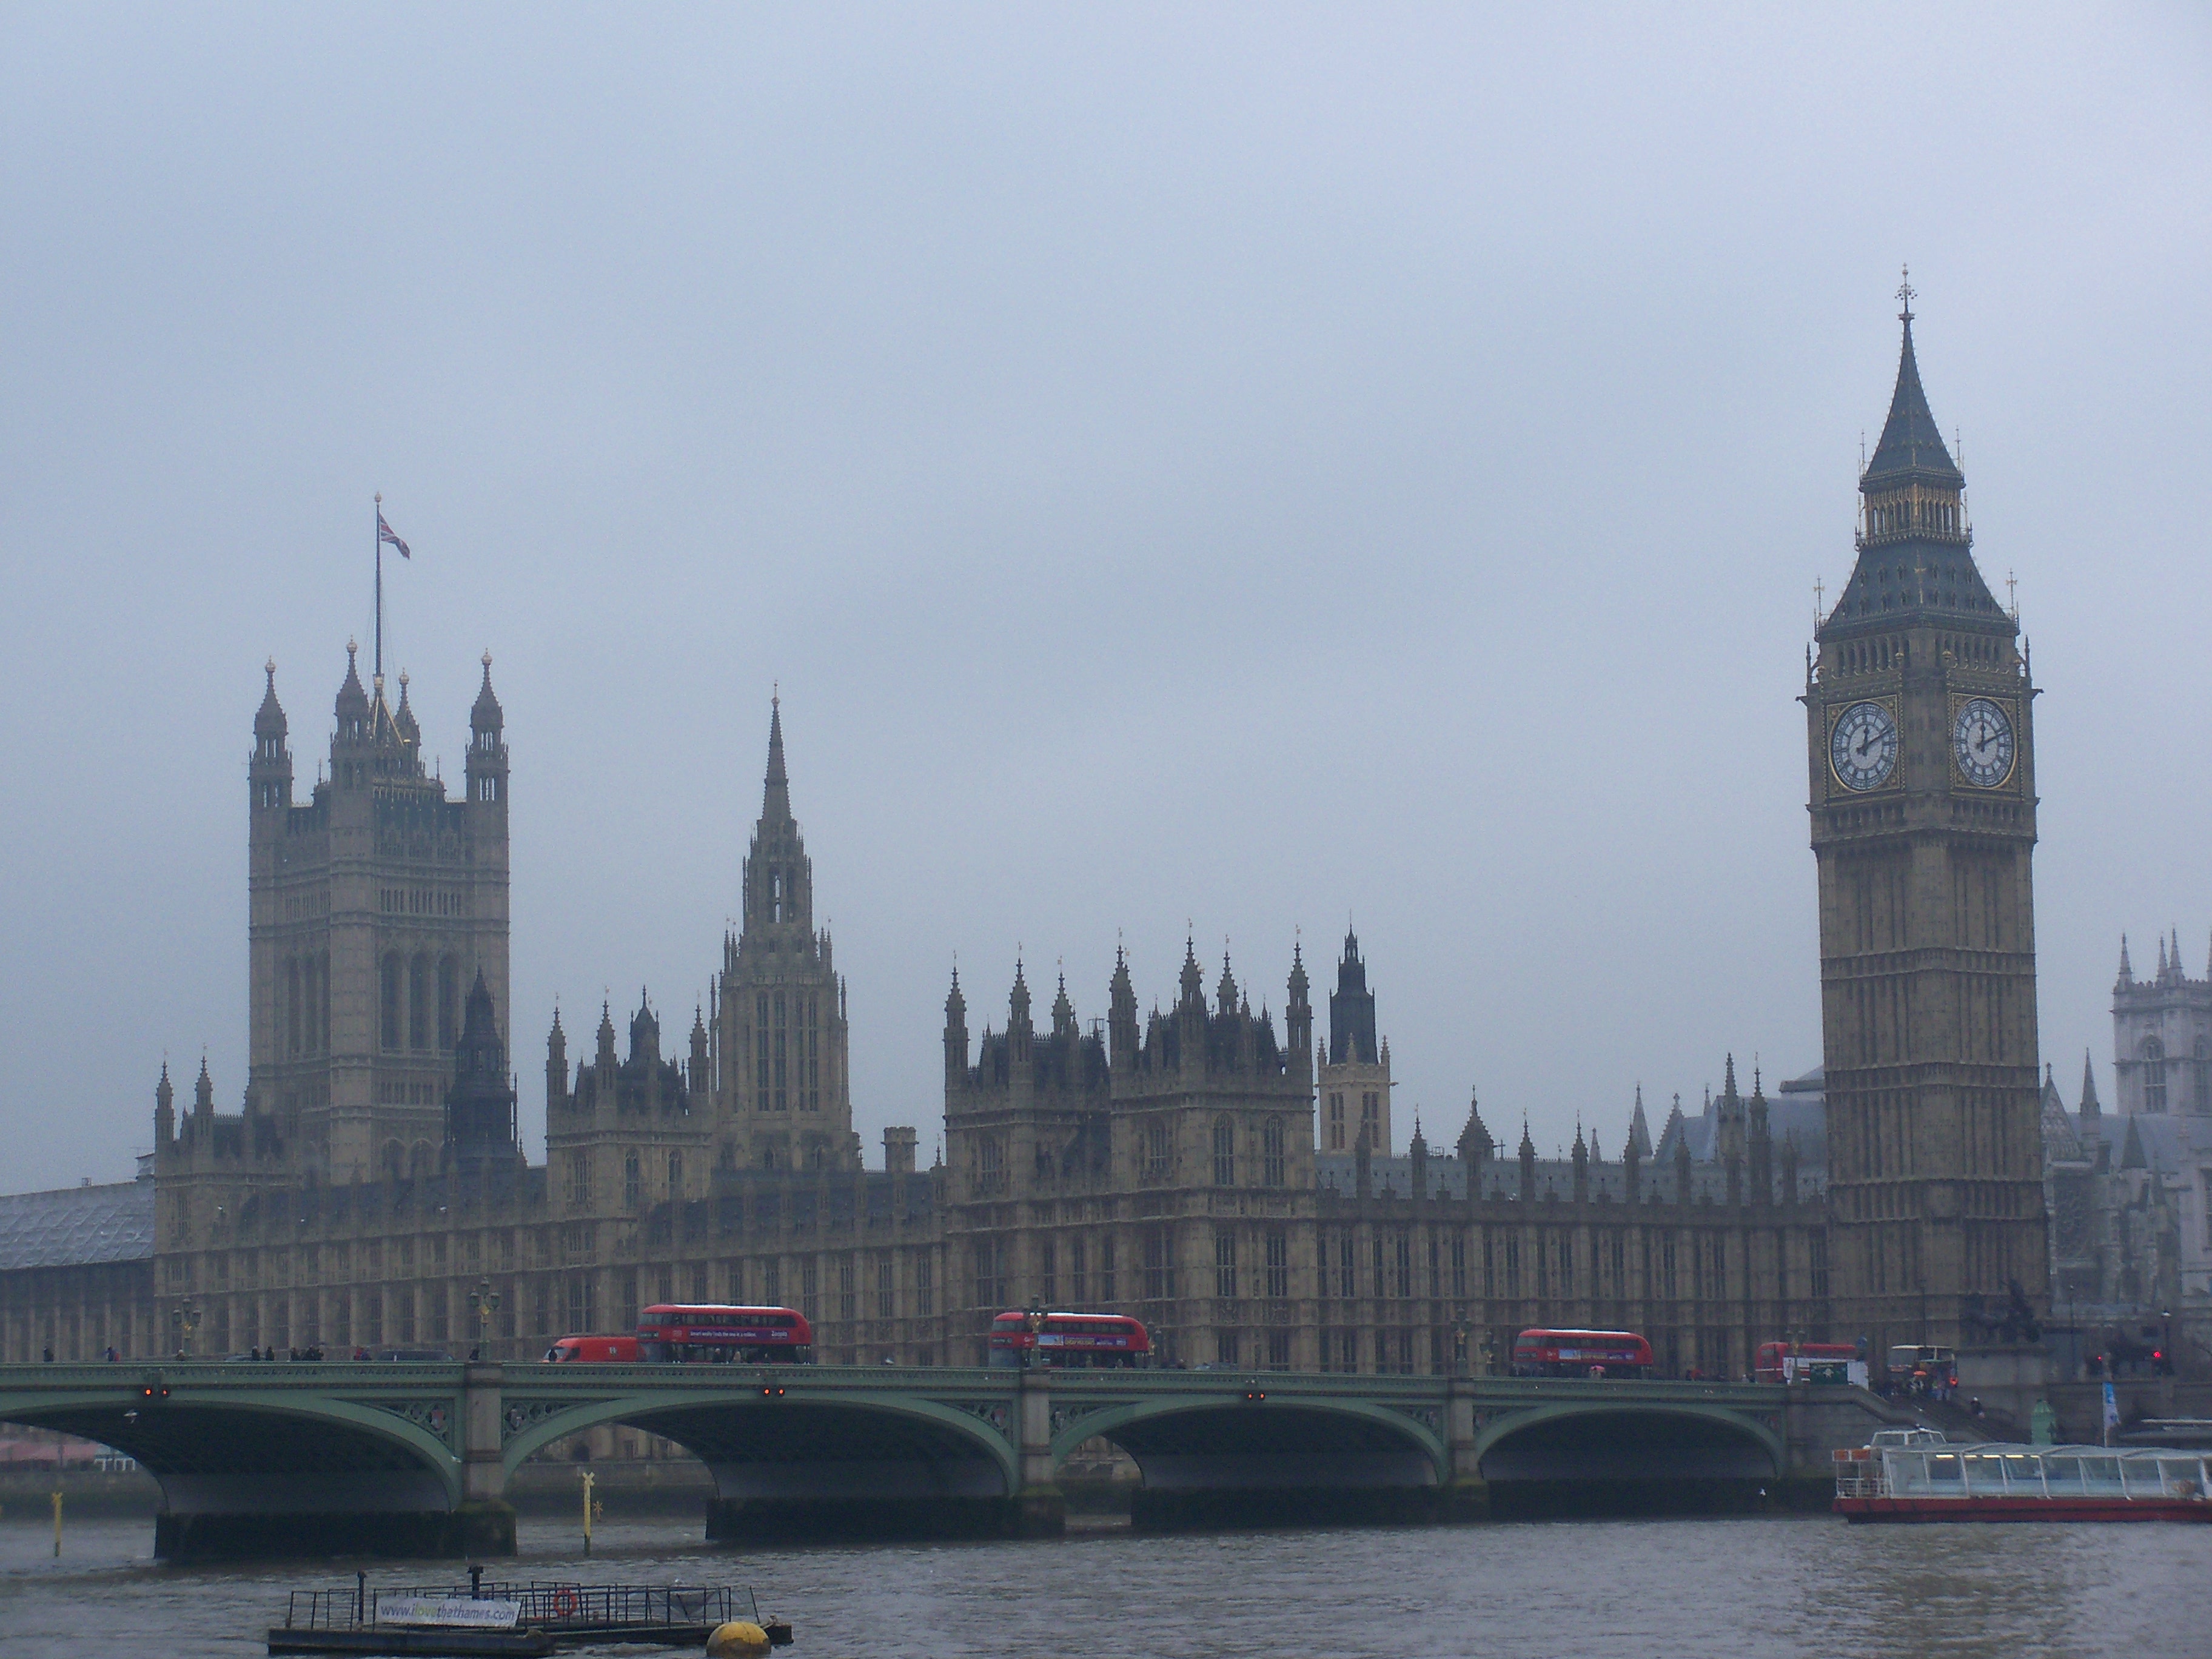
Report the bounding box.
[1318,929,1391,1153]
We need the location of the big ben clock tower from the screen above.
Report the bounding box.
[1808,277,2049,1356]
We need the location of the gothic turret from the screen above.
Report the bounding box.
[155,1062,175,1147]
[944,968,969,1087]
[1285,942,1313,1084]
[1008,960,1033,1069]
[250,660,292,813]
[1571,1123,1589,1203]
[333,640,370,756]
[465,651,507,810]
[1748,1065,1772,1207]
[1456,1087,1493,1167]
[546,1008,568,1112]
[394,670,420,748]
[2080,1050,2101,1121]
[1518,1118,1537,1201]
[1107,948,1138,1071]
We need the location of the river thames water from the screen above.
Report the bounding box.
[0,1510,2205,1658]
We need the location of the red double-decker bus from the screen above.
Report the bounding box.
[635,1304,814,1364]
[1510,1328,1654,1378]
[987,1311,1150,1369]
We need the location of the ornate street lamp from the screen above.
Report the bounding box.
[1022,1298,1045,1370]
[170,1299,201,1359]
[468,1278,501,1359]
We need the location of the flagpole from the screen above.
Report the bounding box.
[374,492,383,680]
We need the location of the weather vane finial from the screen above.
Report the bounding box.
[1897,264,1915,323]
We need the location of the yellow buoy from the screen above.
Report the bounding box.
[705,1620,773,1658]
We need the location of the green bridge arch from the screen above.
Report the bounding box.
[500,1382,1022,1494]
[1049,1391,1451,1484]
[0,1377,466,1506]
[1472,1398,1785,1475]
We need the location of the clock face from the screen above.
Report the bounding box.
[1830,701,1899,791]
[1953,697,2015,787]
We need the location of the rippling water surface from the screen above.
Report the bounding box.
[0,1510,2204,1658]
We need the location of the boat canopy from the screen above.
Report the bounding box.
[1843,1442,2210,1501]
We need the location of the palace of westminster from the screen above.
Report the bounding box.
[4,303,2199,1384]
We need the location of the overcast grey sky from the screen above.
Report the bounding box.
[3,6,2208,1190]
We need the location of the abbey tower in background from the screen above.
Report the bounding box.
[1807,283,2050,1353]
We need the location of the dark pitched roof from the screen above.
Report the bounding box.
[1863,315,1962,488]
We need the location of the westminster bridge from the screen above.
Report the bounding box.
[0,1361,1908,1557]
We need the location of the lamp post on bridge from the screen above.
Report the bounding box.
[1452,1313,1473,1378]
[1022,1298,1045,1370]
[468,1278,501,1361]
[170,1299,201,1360]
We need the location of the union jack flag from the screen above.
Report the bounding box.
[377,511,411,559]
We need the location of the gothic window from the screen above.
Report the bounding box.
[1262,1117,1285,1187]
[1265,1230,1289,1298]
[1328,1091,1345,1151]
[1809,1233,1829,1299]
[1212,1116,1236,1187]
[804,996,820,1112]
[2197,1039,2210,1114]
[839,1257,856,1322]
[1040,1241,1056,1305]
[1393,1235,1412,1298]
[1268,1329,1291,1369]
[1070,1238,1087,1304]
[381,954,403,1051]
[666,1151,682,1196]
[773,994,788,1111]
[438,957,460,1051]
[976,1134,1005,1196]
[876,1258,895,1320]
[800,1258,819,1317]
[1337,1232,1356,1299]
[1482,1231,1495,1298]
[1450,1233,1467,1298]
[1142,1121,1171,1183]
[409,954,430,1051]
[1096,1237,1114,1304]
[916,1255,934,1316]
[2142,1038,2168,1113]
[382,1141,404,1182]
[1504,1235,1521,1296]
[623,1153,641,1210]
[762,1260,781,1304]
[1141,1229,1170,1301]
[1214,1230,1238,1298]
[754,993,769,1104]
[1360,1091,1379,1149]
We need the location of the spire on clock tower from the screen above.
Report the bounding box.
[1821,275,2006,636]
